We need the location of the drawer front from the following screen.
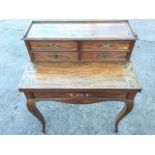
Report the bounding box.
[81,41,131,51]
[32,52,78,62]
[29,41,78,51]
[81,52,127,61]
[34,92,127,99]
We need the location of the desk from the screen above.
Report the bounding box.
[19,62,141,132]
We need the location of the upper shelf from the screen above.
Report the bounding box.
[23,20,137,40]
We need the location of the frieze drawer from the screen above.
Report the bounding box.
[34,92,127,99]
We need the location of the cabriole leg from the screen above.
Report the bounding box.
[115,92,137,132]
[25,92,46,133]
[26,99,46,133]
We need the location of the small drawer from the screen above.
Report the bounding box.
[81,41,131,51]
[34,92,91,98]
[81,52,127,61]
[29,41,78,51]
[34,92,127,99]
[32,52,78,62]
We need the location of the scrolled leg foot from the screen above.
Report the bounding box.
[115,100,134,132]
[26,99,46,133]
[115,92,136,132]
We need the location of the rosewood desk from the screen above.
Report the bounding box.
[19,62,141,132]
[19,20,142,133]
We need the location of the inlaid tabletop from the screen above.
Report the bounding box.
[25,20,136,40]
[19,62,141,91]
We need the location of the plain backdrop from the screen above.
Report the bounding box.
[0,0,154,19]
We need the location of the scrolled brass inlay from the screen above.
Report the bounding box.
[69,93,89,97]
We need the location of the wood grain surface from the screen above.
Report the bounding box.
[81,41,131,51]
[30,41,78,51]
[20,20,141,133]
[81,52,128,61]
[32,51,78,62]
[24,20,136,62]
[25,20,136,40]
[19,62,141,91]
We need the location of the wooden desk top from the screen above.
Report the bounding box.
[19,62,141,91]
[24,20,136,40]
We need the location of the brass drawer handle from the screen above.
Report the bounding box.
[49,43,63,49]
[50,54,59,59]
[69,93,89,97]
[97,44,111,48]
[98,53,108,59]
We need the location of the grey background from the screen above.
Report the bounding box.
[0,20,155,135]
